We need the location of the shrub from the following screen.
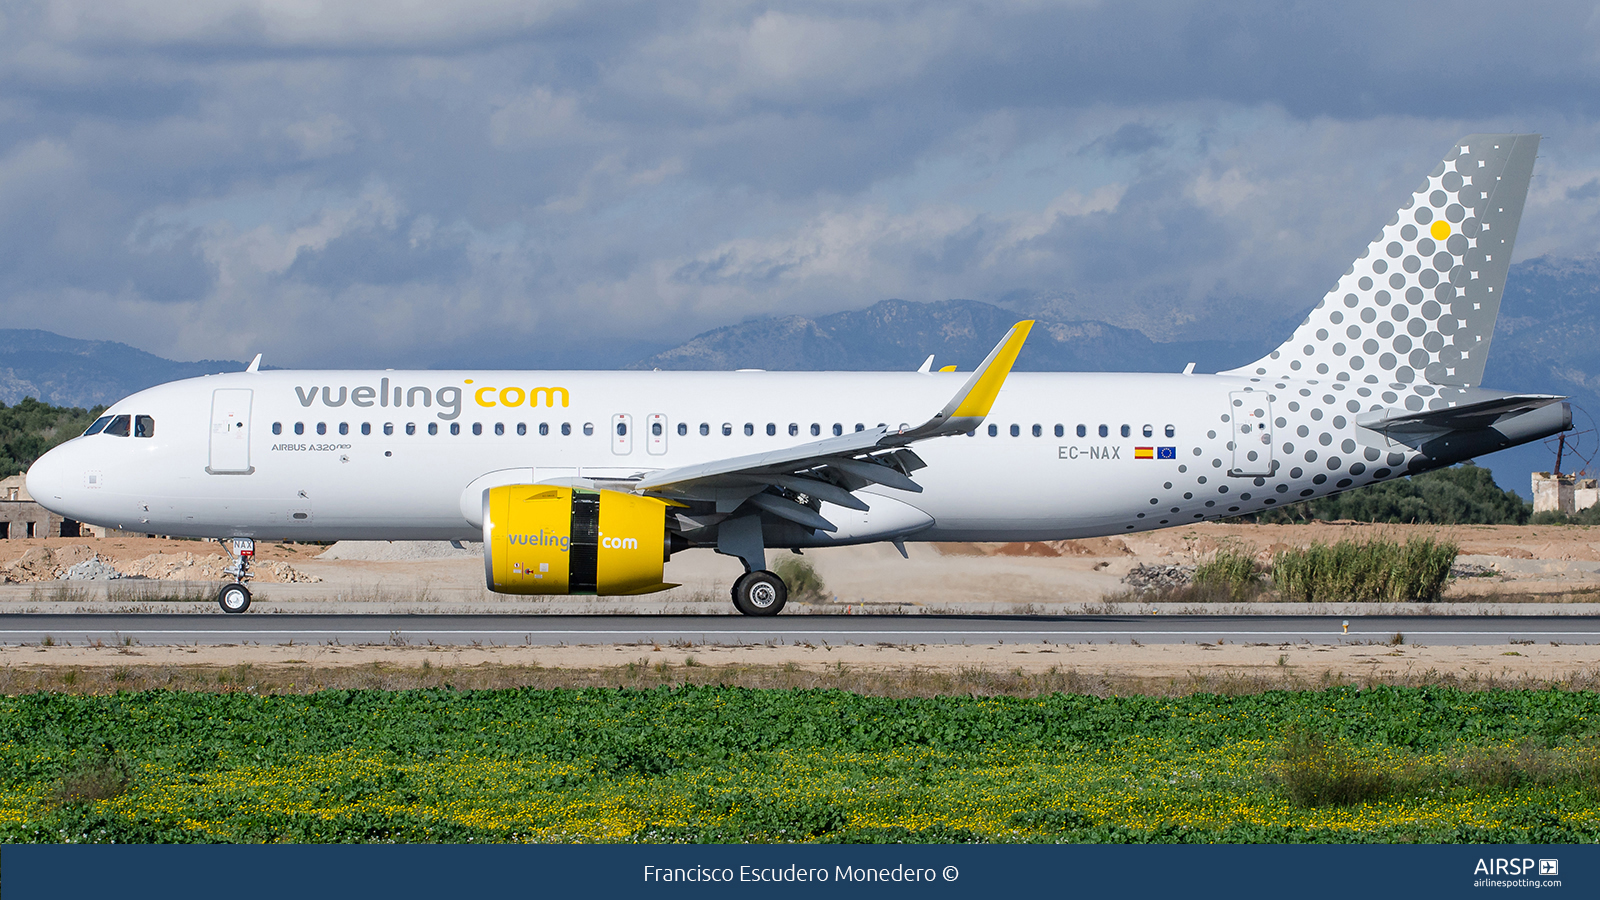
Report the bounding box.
[1270,536,1457,603]
[1273,730,1392,808]
[773,554,827,602]
[1192,546,1262,601]
[50,746,132,805]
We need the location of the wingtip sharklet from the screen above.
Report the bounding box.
[947,319,1033,421]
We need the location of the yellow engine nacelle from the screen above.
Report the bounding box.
[482,485,676,595]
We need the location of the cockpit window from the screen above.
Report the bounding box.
[134,415,155,438]
[84,416,112,436]
[103,415,131,437]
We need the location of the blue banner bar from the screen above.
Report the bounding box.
[3,844,1594,899]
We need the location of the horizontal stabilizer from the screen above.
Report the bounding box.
[1356,393,1564,435]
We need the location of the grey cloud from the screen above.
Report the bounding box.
[2,1,1600,369]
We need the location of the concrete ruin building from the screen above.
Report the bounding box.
[1532,472,1600,516]
[0,474,84,538]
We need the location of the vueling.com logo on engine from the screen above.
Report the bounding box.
[509,530,570,551]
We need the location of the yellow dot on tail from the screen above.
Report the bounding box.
[1430,220,1450,240]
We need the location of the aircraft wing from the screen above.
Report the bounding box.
[1355,393,1566,435]
[633,321,1033,529]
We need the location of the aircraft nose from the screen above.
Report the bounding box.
[26,445,74,510]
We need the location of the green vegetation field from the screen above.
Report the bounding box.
[3,685,1598,844]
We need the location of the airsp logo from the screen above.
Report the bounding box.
[1473,858,1550,876]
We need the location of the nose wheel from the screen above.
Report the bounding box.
[731,570,787,616]
[217,582,252,614]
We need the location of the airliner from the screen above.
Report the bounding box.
[26,133,1568,615]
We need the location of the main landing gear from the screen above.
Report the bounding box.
[217,537,254,614]
[731,570,787,616]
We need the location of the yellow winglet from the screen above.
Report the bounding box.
[948,320,1033,419]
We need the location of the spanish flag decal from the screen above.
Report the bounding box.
[1134,447,1154,459]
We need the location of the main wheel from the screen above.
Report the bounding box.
[217,583,252,614]
[731,570,787,616]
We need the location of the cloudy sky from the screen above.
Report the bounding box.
[3,0,1600,368]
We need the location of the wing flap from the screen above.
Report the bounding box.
[635,320,1033,504]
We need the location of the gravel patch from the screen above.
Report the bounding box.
[318,541,481,561]
[60,557,124,581]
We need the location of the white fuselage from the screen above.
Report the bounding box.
[26,367,1421,545]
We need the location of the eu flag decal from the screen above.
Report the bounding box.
[1134,447,1154,459]
[1156,446,1177,459]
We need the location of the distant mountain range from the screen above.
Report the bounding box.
[4,255,1594,495]
[628,298,1283,374]
[0,330,242,409]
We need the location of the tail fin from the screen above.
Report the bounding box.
[1227,134,1539,387]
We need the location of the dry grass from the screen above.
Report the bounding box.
[4,660,1600,699]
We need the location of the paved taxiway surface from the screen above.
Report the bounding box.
[2,614,1597,647]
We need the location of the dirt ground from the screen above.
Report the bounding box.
[4,640,1598,696]
[2,522,1598,610]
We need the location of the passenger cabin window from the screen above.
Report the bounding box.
[676,423,687,436]
[270,422,282,436]
[700,423,710,436]
[540,423,550,436]
[616,422,627,436]
[84,416,113,436]
[294,422,304,435]
[1032,424,1042,437]
[338,423,349,435]
[1165,424,1176,438]
[406,423,416,435]
[1098,425,1108,438]
[987,424,998,437]
[383,423,394,435]
[1054,425,1064,438]
[811,424,821,436]
[832,424,843,436]
[766,423,776,436]
[1142,424,1153,438]
[495,423,505,436]
[1076,424,1086,438]
[361,423,371,435]
[722,423,733,436]
[450,423,460,435]
[104,415,131,437]
[316,423,326,435]
[1010,424,1020,437]
[744,423,754,436]
[428,423,438,435]
[1120,424,1130,438]
[788,424,798,436]
[651,422,661,436]
[473,423,484,436]
[561,423,572,436]
[855,423,864,432]
[517,423,527,436]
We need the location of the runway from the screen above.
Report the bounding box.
[2,613,1597,647]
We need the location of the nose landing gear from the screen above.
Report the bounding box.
[217,537,255,613]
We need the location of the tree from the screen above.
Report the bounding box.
[1248,463,1531,525]
[0,398,107,479]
